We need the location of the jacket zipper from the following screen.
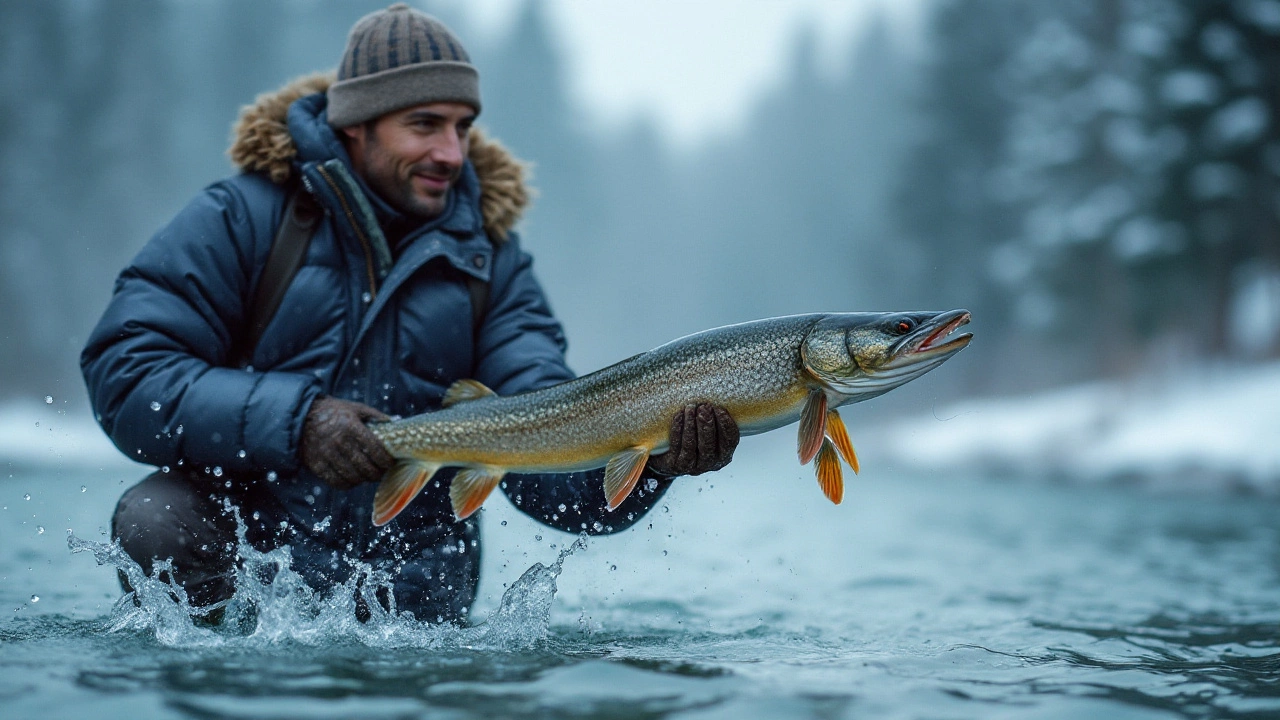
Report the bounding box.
[315,164,380,299]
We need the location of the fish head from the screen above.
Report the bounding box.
[801,309,972,401]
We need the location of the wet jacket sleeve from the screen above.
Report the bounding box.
[473,233,673,534]
[80,179,322,476]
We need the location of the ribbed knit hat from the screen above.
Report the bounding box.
[327,3,481,128]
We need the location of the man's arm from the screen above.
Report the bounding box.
[81,180,321,475]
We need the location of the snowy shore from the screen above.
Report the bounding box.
[857,361,1280,493]
[0,399,138,471]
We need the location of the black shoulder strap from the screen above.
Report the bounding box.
[238,186,321,366]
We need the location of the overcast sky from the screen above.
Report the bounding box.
[447,0,924,144]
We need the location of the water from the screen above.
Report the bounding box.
[2,432,1278,719]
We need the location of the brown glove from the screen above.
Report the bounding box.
[646,403,739,478]
[300,396,395,490]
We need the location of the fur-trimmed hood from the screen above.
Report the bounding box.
[228,73,530,241]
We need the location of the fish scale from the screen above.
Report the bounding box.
[367,310,971,525]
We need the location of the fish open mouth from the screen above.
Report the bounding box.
[906,309,973,359]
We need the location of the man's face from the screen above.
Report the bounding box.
[342,102,476,219]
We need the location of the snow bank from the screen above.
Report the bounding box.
[856,361,1280,493]
[0,400,138,470]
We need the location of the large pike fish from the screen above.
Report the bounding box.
[369,310,972,526]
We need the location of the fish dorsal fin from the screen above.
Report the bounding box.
[825,410,860,474]
[373,460,439,526]
[798,390,827,465]
[442,379,497,408]
[815,438,844,504]
[603,446,651,510]
[450,467,506,520]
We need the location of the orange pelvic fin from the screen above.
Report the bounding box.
[604,446,651,510]
[373,460,439,526]
[824,409,859,474]
[815,438,844,504]
[450,467,506,520]
[442,379,498,407]
[797,390,827,465]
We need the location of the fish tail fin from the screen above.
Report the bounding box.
[450,467,506,521]
[373,460,440,526]
[604,446,651,510]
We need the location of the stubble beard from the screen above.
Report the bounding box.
[360,138,454,220]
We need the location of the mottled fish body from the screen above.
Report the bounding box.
[369,310,972,525]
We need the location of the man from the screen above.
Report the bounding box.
[82,4,737,624]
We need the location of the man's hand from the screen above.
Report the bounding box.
[646,403,739,478]
[300,396,396,490]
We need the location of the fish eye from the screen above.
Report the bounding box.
[894,319,915,335]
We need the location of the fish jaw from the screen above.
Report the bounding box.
[889,309,973,365]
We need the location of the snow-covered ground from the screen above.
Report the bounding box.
[4,361,1279,492]
[0,399,139,471]
[857,360,1280,493]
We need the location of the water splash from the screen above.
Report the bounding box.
[67,529,589,651]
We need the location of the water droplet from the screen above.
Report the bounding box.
[224,481,232,489]
[266,471,278,482]
[610,564,617,571]
[33,422,38,428]
[663,505,670,513]
[500,520,507,526]
[212,466,223,477]
[252,511,260,521]
[37,526,44,534]
[175,425,183,435]
[161,466,170,473]
[237,450,247,458]
[149,401,161,411]
[361,292,372,303]
[29,595,38,603]
[534,535,542,542]
[663,550,668,556]
[80,486,86,493]
[44,396,52,404]
[23,494,30,501]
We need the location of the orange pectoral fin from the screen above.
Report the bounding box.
[825,410,859,474]
[604,446,651,510]
[797,390,827,465]
[450,467,506,520]
[815,438,844,504]
[442,379,497,407]
[373,461,439,526]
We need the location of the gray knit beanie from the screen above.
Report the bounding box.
[327,3,481,128]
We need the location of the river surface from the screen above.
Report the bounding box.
[2,431,1277,719]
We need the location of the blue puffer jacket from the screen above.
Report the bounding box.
[81,75,670,621]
